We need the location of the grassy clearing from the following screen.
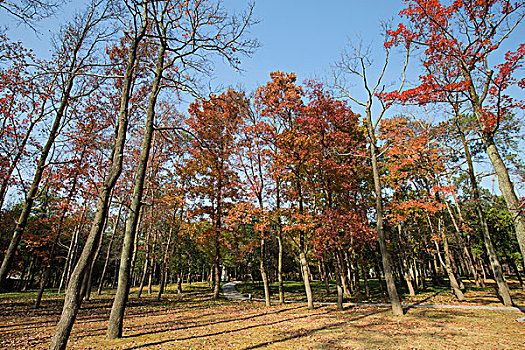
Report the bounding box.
[238,278,525,306]
[0,281,524,349]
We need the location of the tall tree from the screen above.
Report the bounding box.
[186,89,247,300]
[335,38,410,315]
[0,0,111,290]
[387,0,525,262]
[107,0,256,337]
[49,1,147,348]
[255,72,316,309]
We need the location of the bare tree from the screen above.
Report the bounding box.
[334,38,409,316]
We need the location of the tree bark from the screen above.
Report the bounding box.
[49,7,147,348]
[260,238,271,307]
[458,126,513,305]
[107,31,165,339]
[365,108,403,315]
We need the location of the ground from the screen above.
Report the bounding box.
[0,280,524,349]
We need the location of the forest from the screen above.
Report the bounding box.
[0,1,524,349]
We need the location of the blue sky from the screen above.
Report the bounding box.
[217,0,405,90]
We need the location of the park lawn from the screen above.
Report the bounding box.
[0,282,523,349]
[238,278,525,306]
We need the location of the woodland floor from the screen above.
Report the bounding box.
[0,280,524,350]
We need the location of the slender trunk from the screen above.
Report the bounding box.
[482,133,525,262]
[510,261,525,291]
[374,251,385,294]
[58,223,79,294]
[441,233,465,300]
[157,233,171,301]
[84,225,105,301]
[296,181,313,310]
[321,258,330,295]
[107,37,165,339]
[97,234,113,296]
[35,174,83,307]
[177,271,183,294]
[299,243,314,310]
[137,258,149,298]
[337,249,351,296]
[430,217,465,301]
[260,238,270,307]
[97,204,121,295]
[362,260,370,297]
[148,257,155,295]
[443,198,481,287]
[334,255,344,311]
[397,225,415,296]
[49,9,147,348]
[458,126,513,305]
[276,180,284,304]
[213,258,221,299]
[365,109,402,315]
[137,225,151,298]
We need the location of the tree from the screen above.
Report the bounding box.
[335,38,410,315]
[255,71,318,309]
[0,0,112,290]
[107,0,256,338]
[49,1,147,348]
[387,0,525,264]
[186,89,247,300]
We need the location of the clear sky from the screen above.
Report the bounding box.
[216,0,405,90]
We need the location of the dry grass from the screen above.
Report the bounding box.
[0,282,524,349]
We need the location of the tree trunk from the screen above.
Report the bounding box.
[299,243,314,310]
[334,255,344,311]
[365,109,403,315]
[97,204,122,295]
[510,261,525,291]
[137,257,149,298]
[84,225,105,301]
[49,8,148,348]
[458,126,513,305]
[321,258,330,295]
[483,135,525,263]
[277,232,284,304]
[177,271,183,294]
[58,222,80,295]
[337,249,351,296]
[397,225,415,297]
[137,227,151,298]
[260,238,271,307]
[430,222,465,302]
[276,180,284,304]
[213,258,221,299]
[107,35,165,339]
